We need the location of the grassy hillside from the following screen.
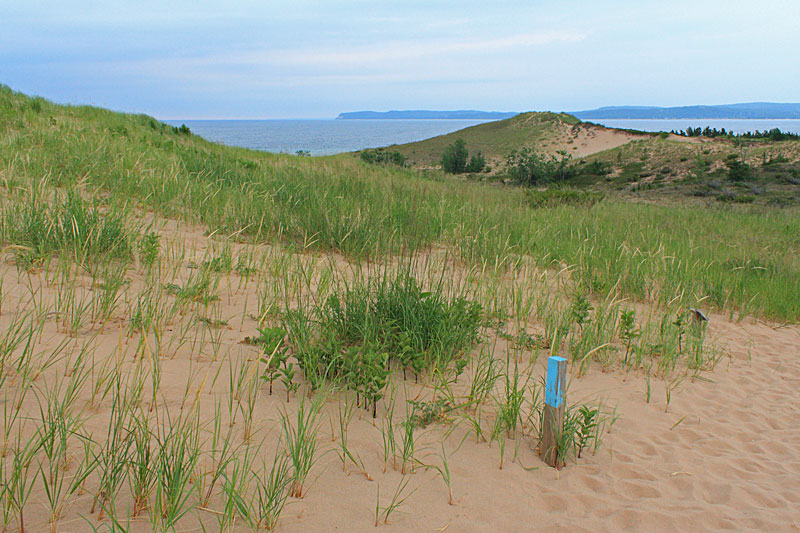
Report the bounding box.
[1,85,800,321]
[383,111,583,167]
[576,135,800,206]
[373,109,800,207]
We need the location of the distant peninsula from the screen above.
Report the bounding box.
[572,102,800,120]
[336,110,519,120]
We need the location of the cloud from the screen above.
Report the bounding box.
[235,31,587,68]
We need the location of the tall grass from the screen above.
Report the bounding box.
[1,85,798,321]
[0,188,137,268]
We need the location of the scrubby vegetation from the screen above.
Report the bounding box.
[673,126,800,141]
[506,149,575,185]
[0,85,798,530]
[525,188,604,208]
[359,148,407,166]
[440,138,486,173]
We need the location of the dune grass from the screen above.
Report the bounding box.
[1,83,799,324]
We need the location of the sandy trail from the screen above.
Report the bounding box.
[1,222,798,532]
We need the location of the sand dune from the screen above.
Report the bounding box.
[1,222,798,532]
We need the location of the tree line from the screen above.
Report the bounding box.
[671,126,799,141]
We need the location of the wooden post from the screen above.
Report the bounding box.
[540,356,566,468]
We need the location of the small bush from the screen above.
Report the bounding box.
[579,160,611,176]
[441,139,469,173]
[360,148,407,166]
[465,152,486,173]
[725,154,752,182]
[506,149,575,186]
[717,192,755,204]
[526,188,605,209]
[283,269,482,397]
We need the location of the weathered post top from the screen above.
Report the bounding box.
[541,355,567,468]
[545,356,567,408]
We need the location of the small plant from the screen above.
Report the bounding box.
[570,293,593,331]
[673,311,687,353]
[281,398,322,498]
[428,443,454,505]
[139,232,160,267]
[619,310,640,366]
[201,246,233,274]
[250,326,290,395]
[408,398,453,428]
[164,274,219,305]
[253,451,292,531]
[375,476,417,526]
[399,410,416,475]
[279,362,299,402]
[575,405,599,458]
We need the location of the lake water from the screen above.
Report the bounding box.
[165,119,493,156]
[165,118,800,155]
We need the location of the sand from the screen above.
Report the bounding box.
[1,221,799,532]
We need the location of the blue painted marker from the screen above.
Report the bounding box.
[545,356,567,408]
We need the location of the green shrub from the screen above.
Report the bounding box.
[579,160,611,176]
[283,269,482,399]
[525,188,604,209]
[360,148,407,166]
[506,149,575,186]
[717,192,755,204]
[441,139,469,173]
[725,154,752,182]
[465,152,486,173]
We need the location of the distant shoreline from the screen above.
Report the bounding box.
[337,110,518,120]
[337,103,800,121]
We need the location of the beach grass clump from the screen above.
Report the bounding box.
[283,268,482,406]
[0,189,136,268]
[280,397,322,499]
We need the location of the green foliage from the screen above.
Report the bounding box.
[283,270,482,404]
[164,274,219,305]
[408,398,453,428]
[579,160,612,176]
[525,188,604,209]
[280,398,322,499]
[249,326,290,396]
[570,293,593,330]
[201,246,233,273]
[618,310,640,367]
[465,152,486,173]
[360,148,407,166]
[441,139,469,173]
[575,405,599,458]
[2,87,799,320]
[725,154,752,182]
[1,189,135,267]
[139,232,160,267]
[506,149,575,186]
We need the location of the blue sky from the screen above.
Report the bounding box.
[2,1,799,118]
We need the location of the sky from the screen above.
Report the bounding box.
[1,1,799,119]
